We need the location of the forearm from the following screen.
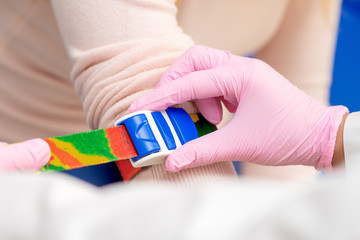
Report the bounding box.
[256,0,342,105]
[50,0,194,129]
[50,0,237,182]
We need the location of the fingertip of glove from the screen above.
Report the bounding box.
[22,139,51,169]
[164,155,182,172]
[129,100,144,112]
[128,103,138,112]
[195,100,223,125]
[129,97,163,112]
[164,148,197,172]
[202,113,221,125]
[164,162,180,173]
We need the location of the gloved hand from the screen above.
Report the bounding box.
[0,139,50,172]
[129,46,348,172]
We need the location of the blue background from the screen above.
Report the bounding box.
[330,0,360,112]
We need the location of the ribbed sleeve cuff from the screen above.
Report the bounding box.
[131,162,237,189]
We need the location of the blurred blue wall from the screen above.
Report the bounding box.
[330,0,360,111]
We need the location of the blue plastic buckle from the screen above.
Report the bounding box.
[114,108,199,168]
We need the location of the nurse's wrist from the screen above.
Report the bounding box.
[331,112,349,167]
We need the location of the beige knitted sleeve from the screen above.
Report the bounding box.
[50,0,195,129]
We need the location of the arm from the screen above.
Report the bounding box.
[49,0,236,182]
[256,0,342,105]
[177,0,290,56]
[49,0,195,129]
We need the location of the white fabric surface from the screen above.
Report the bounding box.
[0,167,359,239]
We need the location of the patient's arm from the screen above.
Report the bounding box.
[256,0,342,105]
[50,0,237,184]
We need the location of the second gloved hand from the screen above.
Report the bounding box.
[0,139,50,172]
[129,46,348,172]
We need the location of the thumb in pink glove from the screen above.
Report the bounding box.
[129,46,348,172]
[0,139,50,172]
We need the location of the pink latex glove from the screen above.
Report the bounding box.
[0,139,50,172]
[129,46,348,172]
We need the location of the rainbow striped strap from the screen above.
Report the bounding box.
[40,110,217,182]
[41,125,137,172]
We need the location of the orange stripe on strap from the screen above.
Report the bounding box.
[44,139,86,169]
